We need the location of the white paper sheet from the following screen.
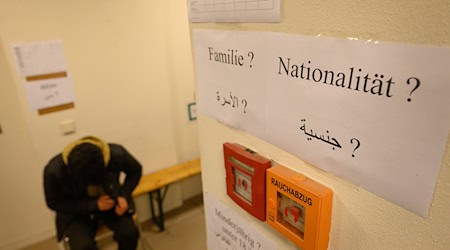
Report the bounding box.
[11,40,76,111]
[188,0,281,23]
[12,40,68,77]
[24,77,76,110]
[194,30,270,139]
[204,192,277,250]
[192,29,450,217]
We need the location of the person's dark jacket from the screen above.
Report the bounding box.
[43,137,142,241]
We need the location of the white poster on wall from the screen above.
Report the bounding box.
[12,40,76,111]
[204,192,277,250]
[12,40,68,77]
[194,31,270,139]
[23,77,76,110]
[192,29,450,217]
[188,0,281,23]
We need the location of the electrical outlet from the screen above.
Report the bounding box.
[60,120,76,135]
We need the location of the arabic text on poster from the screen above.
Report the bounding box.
[193,29,450,217]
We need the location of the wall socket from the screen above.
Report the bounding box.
[60,120,76,135]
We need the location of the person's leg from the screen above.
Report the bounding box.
[64,217,97,250]
[101,212,139,250]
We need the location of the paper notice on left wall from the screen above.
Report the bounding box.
[12,40,75,113]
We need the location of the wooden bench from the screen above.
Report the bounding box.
[132,158,201,231]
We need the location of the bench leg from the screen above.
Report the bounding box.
[149,188,166,231]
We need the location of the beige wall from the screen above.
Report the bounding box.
[0,0,200,249]
[190,1,450,249]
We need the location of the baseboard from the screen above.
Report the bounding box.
[9,183,203,249]
[1,227,55,250]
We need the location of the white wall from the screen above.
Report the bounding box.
[190,1,450,249]
[0,0,199,249]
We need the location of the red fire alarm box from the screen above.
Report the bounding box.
[223,142,271,221]
[266,165,333,250]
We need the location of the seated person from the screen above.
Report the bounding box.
[43,136,142,250]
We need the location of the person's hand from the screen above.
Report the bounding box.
[97,195,115,211]
[115,196,129,216]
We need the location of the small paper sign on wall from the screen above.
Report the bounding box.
[188,0,281,23]
[204,192,277,250]
[12,40,76,115]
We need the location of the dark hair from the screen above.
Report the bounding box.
[68,143,104,184]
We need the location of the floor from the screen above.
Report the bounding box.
[20,195,207,250]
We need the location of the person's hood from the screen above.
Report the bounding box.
[62,136,110,167]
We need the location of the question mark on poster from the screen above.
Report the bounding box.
[406,77,420,102]
[242,99,248,113]
[350,138,360,157]
[248,51,254,67]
